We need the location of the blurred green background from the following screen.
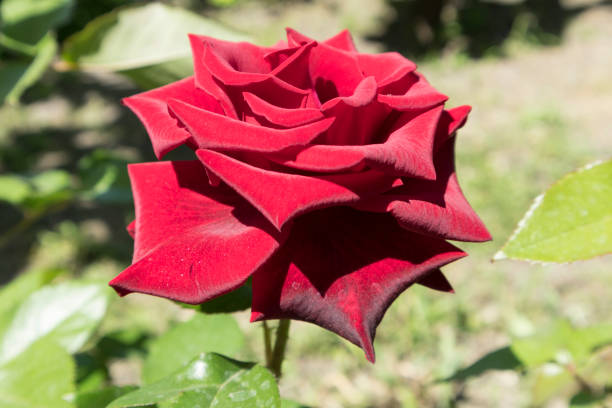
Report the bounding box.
[1,0,611,407]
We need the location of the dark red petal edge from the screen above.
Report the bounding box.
[250,207,466,362]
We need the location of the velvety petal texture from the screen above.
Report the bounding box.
[109,161,281,304]
[114,28,491,362]
[251,208,466,362]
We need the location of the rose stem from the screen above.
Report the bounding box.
[262,320,273,368]
[269,319,291,379]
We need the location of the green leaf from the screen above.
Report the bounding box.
[511,321,612,368]
[575,324,612,352]
[0,175,32,204]
[570,391,608,408]
[199,280,252,314]
[62,3,248,87]
[495,160,612,262]
[120,57,194,90]
[0,268,63,336]
[0,34,58,104]
[529,363,576,406]
[0,281,111,364]
[0,169,74,210]
[0,0,73,46]
[75,386,136,408]
[108,353,280,408]
[78,149,131,204]
[143,314,245,384]
[444,346,522,381]
[0,339,75,408]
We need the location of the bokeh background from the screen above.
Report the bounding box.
[1,0,611,406]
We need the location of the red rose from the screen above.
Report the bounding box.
[110,28,490,361]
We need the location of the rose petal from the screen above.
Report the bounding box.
[109,161,281,304]
[357,52,417,88]
[200,41,312,118]
[123,77,223,158]
[318,76,391,146]
[378,72,448,110]
[243,92,324,128]
[202,42,269,85]
[320,75,378,110]
[361,105,442,178]
[434,105,471,150]
[266,145,368,172]
[286,28,364,100]
[126,220,135,239]
[270,41,316,89]
[323,29,357,52]
[167,98,334,153]
[417,269,454,292]
[190,35,251,118]
[196,149,398,230]
[268,106,442,179]
[354,135,492,242]
[250,207,466,362]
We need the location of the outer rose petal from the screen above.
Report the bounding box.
[167,99,334,153]
[126,220,135,239]
[323,29,358,52]
[109,161,281,304]
[123,77,223,158]
[251,207,466,362]
[356,52,417,88]
[434,105,471,149]
[354,132,491,242]
[417,269,454,292]
[196,149,398,230]
[378,72,448,110]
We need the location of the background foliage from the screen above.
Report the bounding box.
[1,0,611,407]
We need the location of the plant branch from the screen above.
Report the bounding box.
[262,321,273,368]
[268,319,291,379]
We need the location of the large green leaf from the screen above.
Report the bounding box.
[75,386,136,408]
[0,0,72,46]
[0,281,111,364]
[512,321,612,368]
[495,160,612,262]
[120,57,194,91]
[0,268,63,336]
[0,34,57,104]
[0,339,75,408]
[444,346,522,381]
[0,174,32,205]
[108,353,280,408]
[142,314,245,384]
[62,3,248,87]
[446,322,612,383]
[0,169,74,210]
[529,363,576,406]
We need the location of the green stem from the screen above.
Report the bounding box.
[262,321,273,368]
[268,319,291,379]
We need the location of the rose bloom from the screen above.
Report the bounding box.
[110,28,490,362]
